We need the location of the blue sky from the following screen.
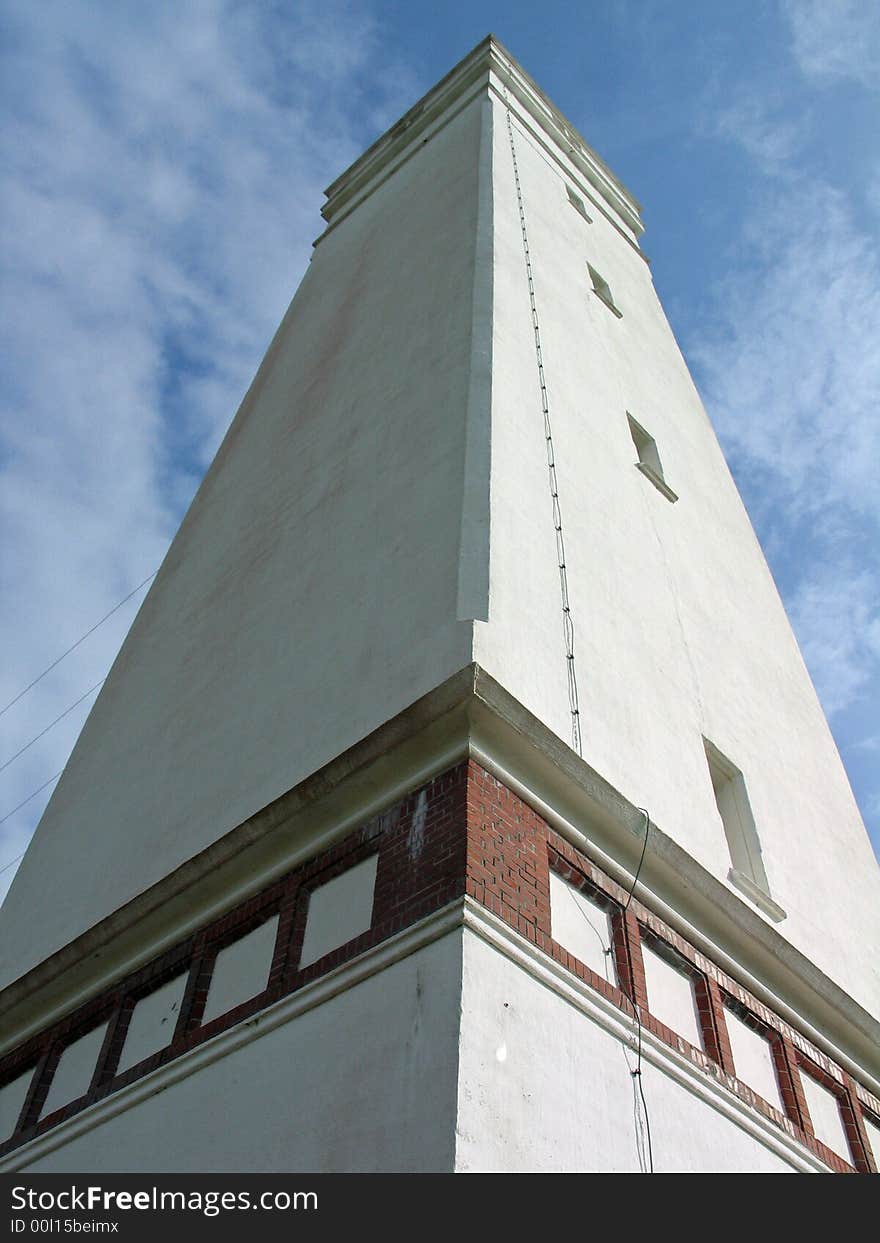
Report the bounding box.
[1,0,879,904]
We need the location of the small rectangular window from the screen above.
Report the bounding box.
[704,738,786,922]
[201,915,279,1025]
[566,184,592,222]
[587,263,622,317]
[117,973,187,1073]
[0,1068,33,1143]
[799,1068,853,1164]
[627,413,678,502]
[549,870,616,986]
[640,933,703,1050]
[40,1023,108,1119]
[863,1112,880,1167]
[724,1001,785,1114]
[299,854,378,969]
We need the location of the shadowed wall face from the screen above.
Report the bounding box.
[0,95,488,989]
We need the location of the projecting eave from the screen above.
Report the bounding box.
[320,34,644,242]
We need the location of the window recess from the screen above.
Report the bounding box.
[703,738,786,922]
[626,413,678,502]
[587,262,622,317]
[566,184,592,222]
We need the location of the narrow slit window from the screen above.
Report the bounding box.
[703,738,786,922]
[566,184,592,222]
[626,413,678,502]
[587,263,622,317]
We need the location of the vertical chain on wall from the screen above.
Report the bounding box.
[503,92,583,759]
[502,78,654,1172]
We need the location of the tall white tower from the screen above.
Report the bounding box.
[1,36,878,1174]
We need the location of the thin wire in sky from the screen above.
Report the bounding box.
[0,770,62,831]
[0,572,156,719]
[0,681,104,777]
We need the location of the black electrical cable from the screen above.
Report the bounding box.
[619,808,654,1172]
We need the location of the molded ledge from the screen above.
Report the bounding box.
[728,868,787,924]
[636,461,678,502]
[321,35,643,241]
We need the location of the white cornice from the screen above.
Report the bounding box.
[318,35,643,243]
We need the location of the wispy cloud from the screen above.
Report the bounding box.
[713,97,804,172]
[689,164,880,729]
[0,0,416,903]
[783,0,880,89]
[788,567,880,717]
[690,178,880,530]
[683,8,880,867]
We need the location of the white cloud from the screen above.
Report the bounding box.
[714,97,803,172]
[788,566,880,717]
[783,0,880,89]
[689,174,880,724]
[0,0,415,903]
[691,178,880,527]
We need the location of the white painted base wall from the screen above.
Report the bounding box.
[22,935,463,1174]
[455,929,796,1173]
[10,925,818,1174]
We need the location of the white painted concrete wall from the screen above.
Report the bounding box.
[0,96,489,988]
[455,928,796,1172]
[11,928,823,1172]
[201,915,279,1025]
[474,87,880,1015]
[23,934,462,1173]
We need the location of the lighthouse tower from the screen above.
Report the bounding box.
[1,37,878,1174]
